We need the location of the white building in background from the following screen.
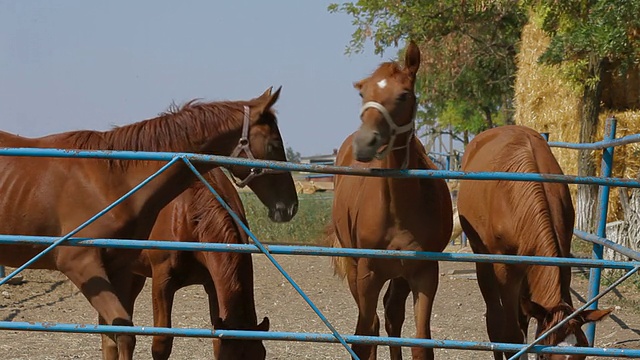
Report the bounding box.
[299,149,337,182]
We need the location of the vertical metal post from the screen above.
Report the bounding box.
[585,117,616,345]
[540,132,550,141]
[0,265,21,285]
[445,155,451,182]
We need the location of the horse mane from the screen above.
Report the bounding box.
[64,99,251,168]
[189,172,248,246]
[496,137,566,304]
[188,171,250,294]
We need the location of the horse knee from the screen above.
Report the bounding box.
[151,335,174,360]
[410,346,435,360]
[352,342,378,360]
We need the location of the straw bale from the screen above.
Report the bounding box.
[602,61,640,110]
[514,18,640,223]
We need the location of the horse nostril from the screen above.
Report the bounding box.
[290,203,299,216]
[367,132,380,147]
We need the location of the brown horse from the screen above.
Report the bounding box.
[126,165,296,360]
[457,125,611,360]
[329,41,453,360]
[0,87,296,360]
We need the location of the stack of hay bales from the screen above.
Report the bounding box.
[514,16,640,225]
[295,180,328,195]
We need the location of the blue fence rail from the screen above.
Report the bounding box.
[1,117,640,359]
[3,321,639,358]
[0,235,638,269]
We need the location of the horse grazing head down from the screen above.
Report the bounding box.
[223,86,298,222]
[352,41,420,163]
[522,299,612,360]
[213,316,270,360]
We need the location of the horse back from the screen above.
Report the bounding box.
[458,125,574,256]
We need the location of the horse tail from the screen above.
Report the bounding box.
[450,207,463,242]
[321,224,349,280]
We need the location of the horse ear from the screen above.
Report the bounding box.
[404,40,420,77]
[256,316,270,331]
[259,86,273,98]
[581,308,613,323]
[353,80,364,91]
[267,86,281,109]
[254,86,281,117]
[521,298,548,322]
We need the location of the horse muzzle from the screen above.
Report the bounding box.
[268,201,298,223]
[352,129,383,163]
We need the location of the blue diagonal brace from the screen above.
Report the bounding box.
[508,266,640,360]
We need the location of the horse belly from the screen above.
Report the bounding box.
[0,160,65,269]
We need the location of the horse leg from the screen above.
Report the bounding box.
[475,262,505,360]
[351,259,385,360]
[204,280,221,359]
[495,264,526,360]
[150,268,179,360]
[383,277,410,360]
[100,274,147,360]
[407,261,439,360]
[57,248,135,360]
[99,315,118,360]
[518,307,530,345]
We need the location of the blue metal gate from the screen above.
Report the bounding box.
[1,117,640,359]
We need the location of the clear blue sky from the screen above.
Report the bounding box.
[0,1,396,157]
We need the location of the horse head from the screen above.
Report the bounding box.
[225,86,298,223]
[522,299,612,360]
[352,41,420,164]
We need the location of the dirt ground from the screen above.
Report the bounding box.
[1,246,639,360]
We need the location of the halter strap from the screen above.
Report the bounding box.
[230,106,253,159]
[228,106,283,188]
[360,101,414,168]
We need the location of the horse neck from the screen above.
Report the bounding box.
[99,103,244,213]
[214,252,259,328]
[191,187,259,328]
[384,136,421,212]
[104,102,244,156]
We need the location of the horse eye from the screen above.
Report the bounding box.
[359,92,363,98]
[397,92,409,102]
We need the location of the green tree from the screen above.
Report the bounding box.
[286,146,302,163]
[329,1,527,142]
[529,0,640,233]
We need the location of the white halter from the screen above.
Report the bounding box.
[228,106,283,188]
[360,101,414,168]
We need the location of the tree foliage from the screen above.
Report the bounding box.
[533,0,640,72]
[329,1,527,140]
[527,0,640,233]
[286,146,302,163]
